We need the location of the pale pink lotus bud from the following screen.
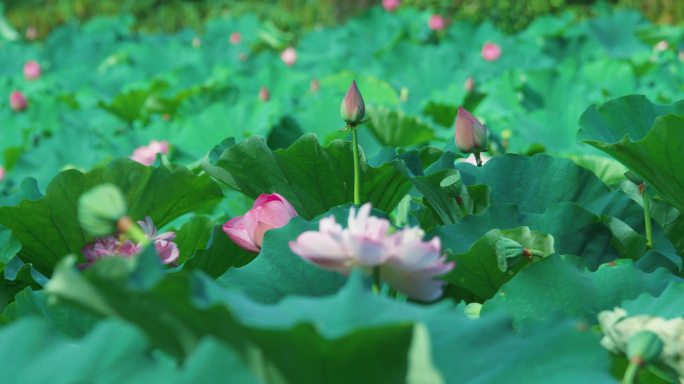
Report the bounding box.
[654,40,668,52]
[310,78,320,93]
[224,193,298,252]
[23,60,41,80]
[229,32,242,45]
[130,140,170,166]
[454,107,488,153]
[280,47,297,67]
[9,91,27,112]
[259,86,270,102]
[0,166,5,182]
[340,80,365,124]
[481,42,502,61]
[25,26,37,41]
[192,36,202,48]
[428,15,446,31]
[464,77,475,92]
[383,0,400,12]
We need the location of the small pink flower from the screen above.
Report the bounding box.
[383,0,400,12]
[259,86,270,102]
[9,91,27,112]
[224,193,298,252]
[139,216,179,264]
[25,26,37,41]
[481,42,502,61]
[428,15,446,31]
[239,52,249,62]
[0,166,5,182]
[464,77,475,92]
[654,40,668,52]
[280,47,297,67]
[230,32,242,45]
[130,140,169,166]
[454,107,488,154]
[192,36,202,48]
[290,204,454,301]
[23,60,41,80]
[310,78,320,93]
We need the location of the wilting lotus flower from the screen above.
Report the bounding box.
[229,32,242,45]
[81,216,178,266]
[290,204,454,301]
[0,166,5,182]
[464,77,475,92]
[9,91,27,112]
[23,60,41,80]
[340,80,365,125]
[259,86,270,102]
[223,193,298,252]
[383,0,400,12]
[130,140,169,166]
[280,47,297,67]
[481,42,502,61]
[454,107,488,154]
[428,15,446,31]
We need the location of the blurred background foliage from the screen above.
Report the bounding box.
[3,0,683,39]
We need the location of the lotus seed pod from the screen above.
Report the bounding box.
[495,237,524,272]
[78,184,128,237]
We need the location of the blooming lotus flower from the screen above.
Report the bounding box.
[340,80,365,124]
[81,216,178,266]
[223,193,298,252]
[383,0,400,12]
[454,107,488,154]
[9,91,27,112]
[230,32,242,45]
[23,60,41,80]
[280,47,297,67]
[481,42,502,61]
[259,86,270,102]
[0,166,5,182]
[290,203,454,301]
[130,140,169,166]
[428,15,446,31]
[464,77,474,92]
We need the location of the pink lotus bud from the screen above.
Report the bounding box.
[224,193,298,252]
[9,91,27,112]
[25,26,37,41]
[280,47,297,67]
[454,107,488,153]
[23,60,41,80]
[428,15,446,31]
[464,77,475,92]
[654,40,668,52]
[239,52,249,62]
[0,166,5,182]
[310,78,320,93]
[229,32,242,45]
[130,140,170,166]
[481,42,502,61]
[259,86,270,102]
[383,0,400,12]
[340,80,365,124]
[192,37,202,48]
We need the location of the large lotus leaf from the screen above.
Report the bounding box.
[587,115,684,214]
[483,255,678,322]
[183,224,256,278]
[588,11,649,58]
[201,134,414,220]
[0,225,20,267]
[0,159,223,275]
[44,251,613,383]
[173,216,214,264]
[366,107,436,147]
[620,282,684,319]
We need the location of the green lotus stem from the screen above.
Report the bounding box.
[372,266,381,294]
[643,192,653,250]
[351,125,361,205]
[118,217,150,246]
[474,152,483,167]
[621,362,640,384]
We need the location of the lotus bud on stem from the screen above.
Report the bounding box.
[340,80,368,205]
[622,331,663,384]
[454,107,489,167]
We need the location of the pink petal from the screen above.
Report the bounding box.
[223,215,260,253]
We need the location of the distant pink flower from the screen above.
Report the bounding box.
[290,203,454,301]
[0,166,5,182]
[654,40,668,52]
[230,32,242,45]
[310,78,320,93]
[239,52,249,62]
[459,153,490,166]
[130,140,169,166]
[23,61,41,80]
[192,36,202,48]
[428,15,446,31]
[224,193,298,252]
[481,42,502,61]
[9,91,27,112]
[259,86,270,102]
[464,77,475,92]
[383,0,400,12]
[25,26,37,41]
[280,47,297,67]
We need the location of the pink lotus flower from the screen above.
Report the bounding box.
[383,0,400,12]
[428,15,446,31]
[25,26,37,41]
[130,140,169,166]
[290,204,454,301]
[9,91,27,112]
[464,77,475,92]
[481,42,502,61]
[259,86,270,102]
[340,80,365,124]
[81,216,178,266]
[454,107,488,154]
[0,166,5,182]
[280,47,297,67]
[223,193,298,252]
[230,32,242,45]
[23,61,41,80]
